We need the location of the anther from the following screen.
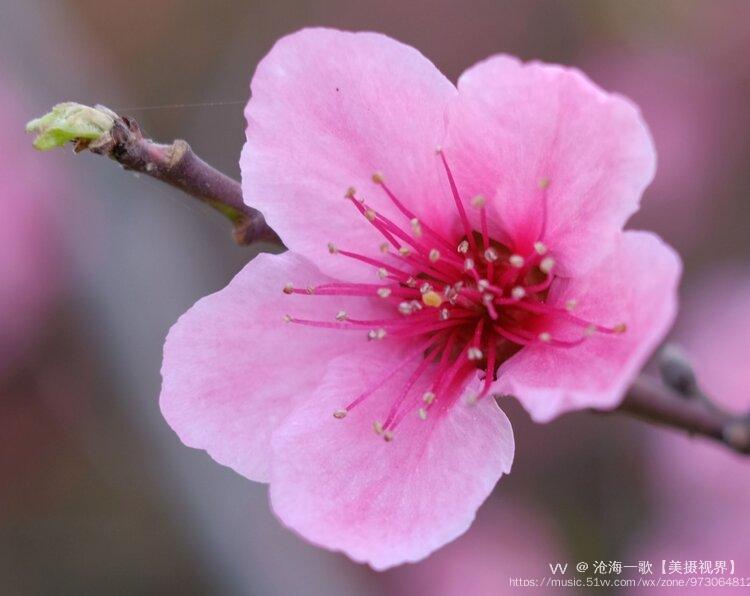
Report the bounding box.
[410,218,423,237]
[333,409,347,419]
[373,421,384,435]
[538,177,550,189]
[282,282,294,294]
[484,248,499,262]
[565,299,578,311]
[379,243,390,254]
[283,314,294,323]
[405,277,418,288]
[429,248,441,262]
[377,267,388,279]
[464,258,475,270]
[367,328,387,341]
[466,394,478,406]
[372,172,384,184]
[467,347,484,361]
[439,308,450,320]
[422,291,443,308]
[418,408,428,420]
[306,286,315,294]
[345,186,356,198]
[534,241,548,255]
[335,310,348,321]
[383,430,394,442]
[377,288,392,298]
[477,279,489,292]
[482,293,494,305]
[538,332,552,343]
[327,242,338,254]
[398,301,413,315]
[614,323,627,334]
[511,286,526,300]
[365,208,377,222]
[539,256,555,274]
[398,246,411,256]
[585,324,596,337]
[419,282,433,294]
[457,240,470,254]
[422,391,436,404]
[470,195,486,208]
[509,254,524,268]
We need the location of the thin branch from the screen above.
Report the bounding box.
[615,369,750,455]
[27,103,281,246]
[27,104,750,455]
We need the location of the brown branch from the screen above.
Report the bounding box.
[28,105,750,455]
[28,103,282,246]
[615,366,750,455]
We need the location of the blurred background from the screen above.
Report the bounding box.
[1,1,748,594]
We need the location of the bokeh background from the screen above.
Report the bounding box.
[1,1,748,594]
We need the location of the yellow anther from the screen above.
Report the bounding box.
[422,291,443,308]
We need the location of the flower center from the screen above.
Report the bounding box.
[282,149,624,440]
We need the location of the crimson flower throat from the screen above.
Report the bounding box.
[283,150,625,440]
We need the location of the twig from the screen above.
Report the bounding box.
[27,105,750,455]
[26,103,281,246]
[615,370,750,455]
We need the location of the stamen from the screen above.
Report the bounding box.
[327,242,338,254]
[511,286,526,300]
[509,254,524,268]
[437,149,477,253]
[410,218,423,237]
[422,391,436,404]
[429,248,441,262]
[422,291,443,308]
[467,347,484,361]
[470,195,486,208]
[534,241,548,255]
[484,248,499,262]
[377,288,392,298]
[283,282,294,294]
[457,240,470,254]
[335,310,348,321]
[540,256,555,274]
[373,421,384,435]
[333,409,347,419]
[367,328,387,341]
[418,408,428,420]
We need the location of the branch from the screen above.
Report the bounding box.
[614,347,750,454]
[26,103,281,246]
[27,105,750,455]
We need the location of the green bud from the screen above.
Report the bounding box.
[25,102,116,151]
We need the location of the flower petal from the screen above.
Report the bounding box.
[241,28,457,280]
[160,251,384,482]
[445,55,656,275]
[494,231,681,422]
[269,343,514,570]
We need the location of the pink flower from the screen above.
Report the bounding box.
[161,29,681,568]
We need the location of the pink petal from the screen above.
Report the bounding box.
[269,343,514,570]
[444,55,656,275]
[494,231,681,422]
[160,251,383,482]
[241,28,457,280]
